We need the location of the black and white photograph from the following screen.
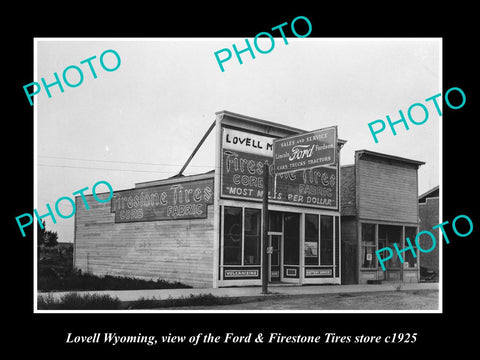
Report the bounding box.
[8,6,478,356]
[33,37,441,312]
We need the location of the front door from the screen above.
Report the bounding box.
[269,234,281,282]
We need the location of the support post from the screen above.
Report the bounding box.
[262,162,269,294]
[176,120,216,177]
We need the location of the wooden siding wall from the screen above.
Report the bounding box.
[357,158,418,223]
[340,165,356,216]
[340,217,358,284]
[74,194,214,288]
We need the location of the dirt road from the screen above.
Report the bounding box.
[163,290,439,311]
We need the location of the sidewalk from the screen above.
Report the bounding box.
[38,282,438,302]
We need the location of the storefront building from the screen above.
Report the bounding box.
[340,150,425,284]
[74,111,345,288]
[74,111,425,288]
[418,186,439,279]
[215,111,345,287]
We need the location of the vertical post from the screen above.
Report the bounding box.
[375,223,379,281]
[400,225,405,282]
[262,162,269,294]
[212,115,222,288]
[176,120,216,177]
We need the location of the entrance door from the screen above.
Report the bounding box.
[269,234,281,282]
[379,225,402,282]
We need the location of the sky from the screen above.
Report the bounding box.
[35,38,441,243]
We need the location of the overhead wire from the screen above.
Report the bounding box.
[38,163,186,174]
[38,155,213,168]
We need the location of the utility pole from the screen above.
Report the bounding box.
[261,162,269,294]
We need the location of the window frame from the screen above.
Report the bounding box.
[359,222,420,271]
[243,208,262,265]
[223,206,243,265]
[320,215,334,266]
[403,226,419,269]
[283,212,300,266]
[222,205,263,267]
[304,213,319,266]
[361,222,377,269]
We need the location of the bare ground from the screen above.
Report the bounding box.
[164,290,439,311]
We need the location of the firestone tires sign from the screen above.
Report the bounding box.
[272,126,337,175]
[110,178,214,223]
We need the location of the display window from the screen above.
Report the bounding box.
[223,206,242,265]
[244,208,261,265]
[320,215,334,265]
[223,206,261,266]
[304,214,335,266]
[284,213,300,265]
[360,222,419,271]
[404,226,418,268]
[305,214,319,265]
[361,223,376,268]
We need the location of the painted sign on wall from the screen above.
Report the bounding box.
[110,178,214,223]
[273,126,337,175]
[305,268,333,277]
[221,127,338,209]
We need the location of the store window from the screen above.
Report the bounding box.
[361,223,376,268]
[284,213,300,265]
[404,227,418,268]
[269,211,282,232]
[244,208,261,265]
[304,214,319,265]
[320,215,333,265]
[223,207,242,265]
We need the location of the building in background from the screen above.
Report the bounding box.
[340,150,425,284]
[418,186,439,281]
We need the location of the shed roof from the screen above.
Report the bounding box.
[419,185,439,202]
[356,149,425,167]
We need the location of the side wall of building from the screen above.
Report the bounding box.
[340,165,356,217]
[418,197,439,275]
[340,216,358,284]
[74,193,215,288]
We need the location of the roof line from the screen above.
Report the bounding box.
[135,171,214,188]
[216,110,306,134]
[418,185,439,199]
[356,149,425,166]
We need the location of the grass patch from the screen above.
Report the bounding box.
[127,293,245,309]
[39,271,190,292]
[39,293,251,310]
[38,292,122,310]
[38,244,191,291]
